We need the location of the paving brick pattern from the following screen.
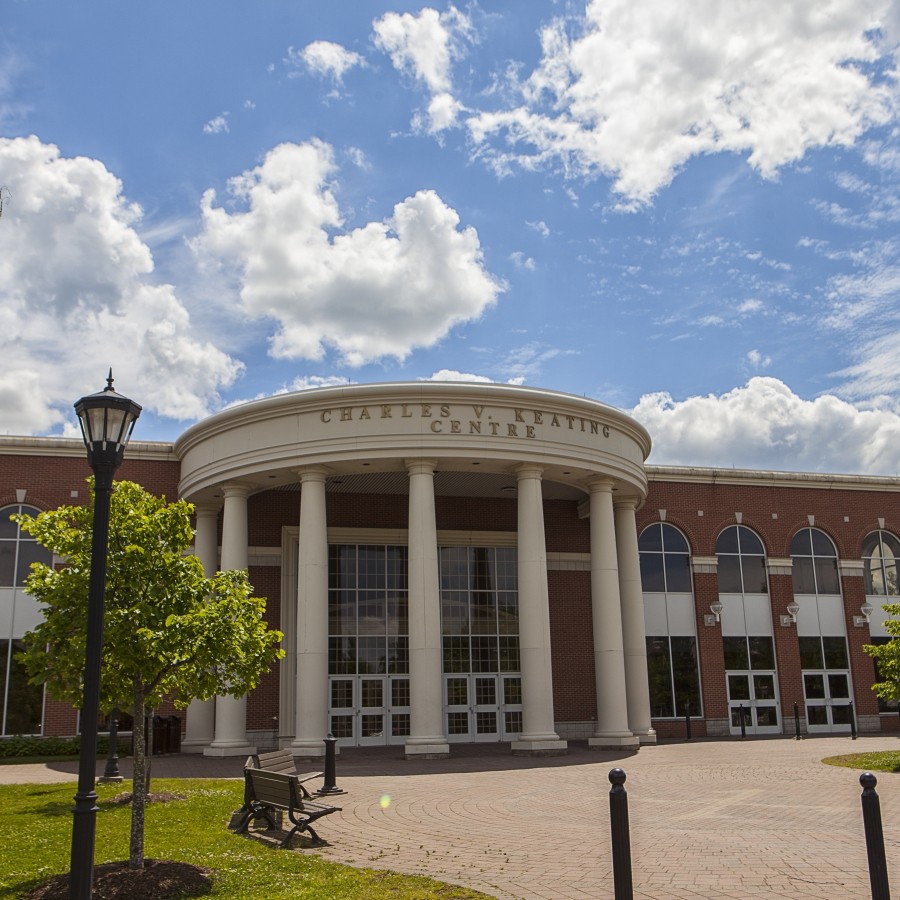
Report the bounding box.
[4,736,898,899]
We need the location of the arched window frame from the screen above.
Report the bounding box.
[790,527,841,596]
[715,524,768,594]
[861,530,900,597]
[638,523,692,594]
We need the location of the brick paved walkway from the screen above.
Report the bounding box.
[3,735,898,898]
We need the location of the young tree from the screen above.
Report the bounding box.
[865,601,900,707]
[16,480,284,870]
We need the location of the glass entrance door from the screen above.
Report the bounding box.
[799,636,853,734]
[328,675,410,747]
[726,672,780,735]
[444,674,522,742]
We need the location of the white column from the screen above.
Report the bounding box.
[588,478,639,750]
[291,467,329,759]
[205,483,256,757]
[511,465,567,755]
[615,498,656,744]
[404,459,449,758]
[182,504,219,753]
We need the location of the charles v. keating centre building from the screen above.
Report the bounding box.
[1,382,898,758]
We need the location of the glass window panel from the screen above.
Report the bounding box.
[811,530,836,556]
[716,527,740,554]
[330,680,353,708]
[831,704,852,725]
[823,637,849,670]
[723,637,749,671]
[475,677,496,705]
[357,592,386,634]
[329,637,356,674]
[447,711,468,735]
[470,592,497,634]
[360,679,383,707]
[0,544,15,587]
[792,558,817,595]
[804,674,826,699]
[861,532,881,558]
[504,711,522,735]
[504,677,522,705]
[731,706,751,727]
[672,636,700,716]
[330,715,354,739]
[756,706,778,727]
[807,705,828,725]
[814,558,841,595]
[391,713,410,737]
[828,673,849,699]
[441,591,470,635]
[799,637,824,669]
[728,674,751,700]
[639,524,663,552]
[476,711,496,734]
[498,636,520,673]
[716,556,743,594]
[790,530,813,556]
[753,674,776,700]
[496,593,518,634]
[884,559,898,597]
[391,678,410,707]
[387,637,409,674]
[664,554,692,592]
[328,591,356,635]
[1,640,43,735]
[361,714,383,737]
[639,554,665,592]
[386,595,408,636]
[446,677,468,706]
[14,540,50,587]
[471,636,498,673]
[740,556,768,594]
[865,557,886,595]
[357,636,387,674]
[0,507,20,539]
[443,636,470,673]
[737,526,765,556]
[662,525,689,554]
[646,637,673,717]
[748,637,775,670]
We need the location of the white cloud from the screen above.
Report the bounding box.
[422,370,495,383]
[193,140,504,367]
[0,136,242,434]
[509,251,536,270]
[746,349,772,370]
[373,5,472,133]
[290,41,363,82]
[467,0,896,205]
[527,219,550,237]
[632,377,900,474]
[203,114,229,134]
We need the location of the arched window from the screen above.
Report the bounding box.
[1,504,51,736]
[716,525,767,594]
[861,530,900,597]
[790,528,840,595]
[638,523,692,593]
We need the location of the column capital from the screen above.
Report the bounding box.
[194,503,221,518]
[514,463,544,480]
[613,495,641,512]
[585,476,615,494]
[221,481,251,500]
[297,465,330,484]
[404,458,439,475]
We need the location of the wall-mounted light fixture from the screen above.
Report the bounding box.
[854,602,874,627]
[704,602,724,626]
[780,601,800,627]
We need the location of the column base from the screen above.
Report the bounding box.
[634,729,657,745]
[203,741,257,757]
[404,739,450,759]
[180,739,213,754]
[511,738,568,756]
[290,740,326,760]
[588,733,639,751]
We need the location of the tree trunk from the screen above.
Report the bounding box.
[129,688,147,870]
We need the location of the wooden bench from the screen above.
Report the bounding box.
[246,748,321,784]
[233,768,341,847]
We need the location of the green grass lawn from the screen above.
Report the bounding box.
[0,779,490,899]
[822,750,900,773]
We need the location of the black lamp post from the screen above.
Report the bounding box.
[70,371,141,900]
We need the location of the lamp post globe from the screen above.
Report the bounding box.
[69,371,141,900]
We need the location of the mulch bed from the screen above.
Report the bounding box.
[26,860,212,899]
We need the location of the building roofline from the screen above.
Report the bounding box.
[647,464,900,491]
[0,434,176,461]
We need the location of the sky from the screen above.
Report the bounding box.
[1,1,900,476]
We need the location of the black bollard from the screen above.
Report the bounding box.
[859,773,891,900]
[794,702,801,740]
[684,701,692,742]
[849,701,857,740]
[739,705,746,739]
[608,768,633,900]
[99,708,123,783]
[317,733,346,796]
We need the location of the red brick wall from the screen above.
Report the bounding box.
[548,570,596,722]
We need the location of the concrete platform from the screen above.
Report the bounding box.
[3,735,898,898]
